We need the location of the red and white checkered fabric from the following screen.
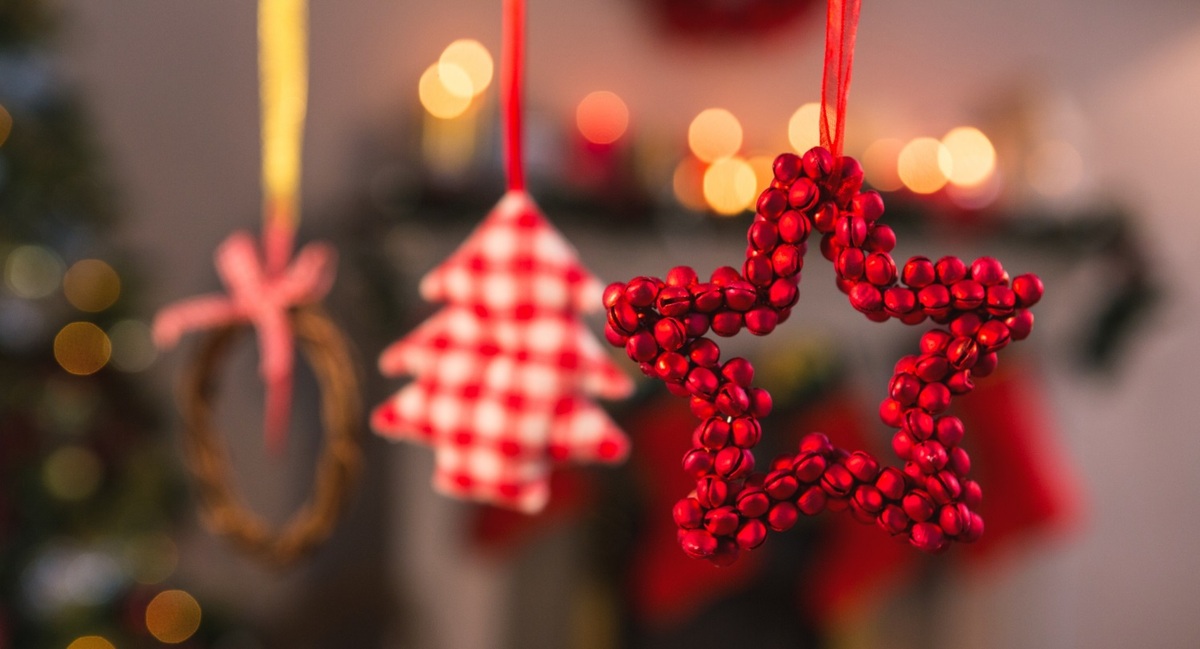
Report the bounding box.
[371,191,634,512]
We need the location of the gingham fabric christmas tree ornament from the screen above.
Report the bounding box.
[371,0,633,512]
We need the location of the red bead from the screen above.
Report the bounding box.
[938,503,970,536]
[602,282,626,308]
[891,430,915,460]
[950,279,985,311]
[624,276,660,307]
[1012,274,1044,306]
[731,417,762,448]
[766,501,799,531]
[687,338,721,367]
[902,257,935,288]
[704,506,740,536]
[915,355,949,383]
[963,480,983,508]
[690,282,723,312]
[683,313,710,338]
[666,265,698,287]
[604,324,628,347]
[1005,309,1034,341]
[946,337,979,370]
[745,307,779,335]
[812,203,839,233]
[771,244,803,278]
[736,520,768,550]
[777,210,811,244]
[757,187,789,220]
[820,463,855,497]
[962,512,984,542]
[918,383,952,414]
[926,471,962,504]
[748,220,779,251]
[793,451,827,483]
[918,284,951,313]
[747,388,773,418]
[673,498,704,529]
[836,216,868,248]
[715,383,750,416]
[710,266,741,286]
[867,223,896,252]
[682,449,714,476]
[765,470,800,500]
[950,312,982,337]
[973,351,998,377]
[736,489,770,518]
[946,370,974,394]
[948,447,971,476]
[608,300,640,335]
[710,312,743,337]
[723,281,757,312]
[715,447,754,479]
[802,147,834,179]
[902,490,935,522]
[864,252,897,286]
[853,485,885,514]
[878,505,911,535]
[888,373,921,405]
[910,522,946,552]
[935,257,967,285]
[689,395,718,419]
[913,441,949,474]
[653,317,686,351]
[695,416,730,450]
[849,282,883,312]
[853,190,885,222]
[799,433,831,453]
[719,357,754,386]
[654,351,689,382]
[884,286,917,315]
[970,257,1004,286]
[845,451,880,482]
[879,397,905,427]
[976,320,1011,351]
[767,278,799,309]
[696,476,729,508]
[788,177,820,211]
[836,248,866,280]
[743,256,774,287]
[625,331,658,362]
[656,285,693,317]
[920,330,953,354]
[903,409,934,440]
[679,529,718,558]
[934,417,964,450]
[875,467,907,501]
[796,485,828,515]
[985,285,1016,317]
[773,153,803,184]
[836,157,865,200]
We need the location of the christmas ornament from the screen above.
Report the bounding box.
[603,0,1045,564]
[371,0,633,513]
[152,0,361,565]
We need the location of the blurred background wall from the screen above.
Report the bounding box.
[8,0,1198,647]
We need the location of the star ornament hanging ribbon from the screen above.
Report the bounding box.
[372,191,633,513]
[602,0,1045,564]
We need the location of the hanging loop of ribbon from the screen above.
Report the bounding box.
[502,0,526,192]
[819,0,861,181]
[153,0,335,453]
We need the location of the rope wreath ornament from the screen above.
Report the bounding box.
[181,305,361,566]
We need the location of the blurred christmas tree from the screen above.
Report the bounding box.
[0,3,214,648]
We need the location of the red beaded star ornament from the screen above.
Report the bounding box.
[602,0,1044,564]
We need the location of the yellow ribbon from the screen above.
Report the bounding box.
[259,0,308,230]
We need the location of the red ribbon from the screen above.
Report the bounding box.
[819,0,860,168]
[152,223,337,453]
[502,0,526,191]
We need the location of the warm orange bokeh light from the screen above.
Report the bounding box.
[54,322,111,375]
[688,108,742,163]
[862,138,905,192]
[898,137,952,194]
[64,259,121,312]
[576,91,629,145]
[942,126,996,187]
[787,102,821,154]
[703,157,757,216]
[419,63,472,119]
[146,589,202,644]
[439,39,493,97]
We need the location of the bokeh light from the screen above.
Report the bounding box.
[787,102,821,154]
[688,108,742,163]
[862,138,905,192]
[576,91,629,145]
[5,245,65,299]
[146,589,202,644]
[439,39,493,97]
[419,63,472,119]
[126,533,180,585]
[897,137,952,194]
[703,157,757,216]
[67,636,116,649]
[54,322,111,375]
[108,319,158,372]
[0,103,11,147]
[63,259,121,312]
[941,126,996,187]
[43,445,104,501]
[1026,139,1084,198]
[672,157,708,212]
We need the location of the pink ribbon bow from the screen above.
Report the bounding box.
[152,227,337,453]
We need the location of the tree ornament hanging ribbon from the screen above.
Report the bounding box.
[152,0,360,566]
[153,0,337,453]
[371,0,634,513]
[603,0,1045,564]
